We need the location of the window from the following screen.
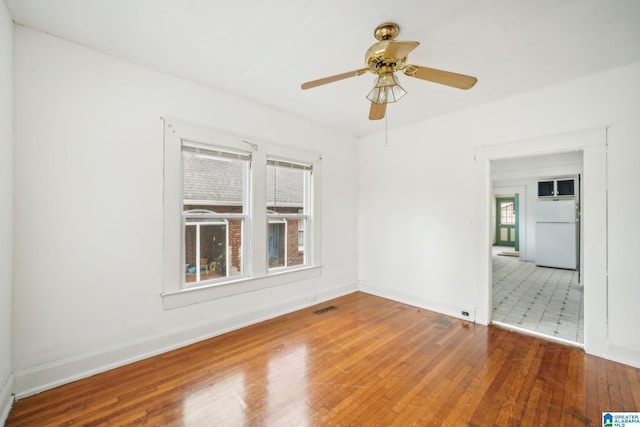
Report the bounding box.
[500,201,515,225]
[182,142,250,287]
[163,119,322,308]
[266,159,311,271]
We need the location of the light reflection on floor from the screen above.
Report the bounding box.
[181,343,309,425]
[182,372,247,426]
[267,344,309,424]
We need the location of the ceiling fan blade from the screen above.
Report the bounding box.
[404,65,477,90]
[382,40,419,60]
[369,101,386,120]
[301,68,369,90]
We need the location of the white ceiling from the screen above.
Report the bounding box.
[5,0,640,137]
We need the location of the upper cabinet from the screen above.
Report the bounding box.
[538,177,577,198]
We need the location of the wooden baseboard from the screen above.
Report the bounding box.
[359,282,476,323]
[13,282,357,399]
[0,373,14,426]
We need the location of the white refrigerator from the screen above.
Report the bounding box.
[535,199,578,269]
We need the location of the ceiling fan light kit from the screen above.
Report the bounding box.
[301,22,477,121]
[366,69,407,104]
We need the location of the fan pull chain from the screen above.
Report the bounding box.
[385,108,388,148]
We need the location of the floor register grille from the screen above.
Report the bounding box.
[313,305,337,315]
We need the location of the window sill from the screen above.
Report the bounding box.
[162,265,322,310]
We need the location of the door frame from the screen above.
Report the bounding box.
[474,127,607,358]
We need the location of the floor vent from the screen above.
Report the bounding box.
[314,305,337,315]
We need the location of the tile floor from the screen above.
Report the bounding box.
[492,246,584,344]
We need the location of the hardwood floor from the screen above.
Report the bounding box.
[7,292,640,426]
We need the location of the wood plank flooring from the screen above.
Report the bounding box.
[7,292,640,426]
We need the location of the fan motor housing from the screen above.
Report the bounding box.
[366,23,407,74]
[365,41,408,74]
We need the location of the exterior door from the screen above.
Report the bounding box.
[496,197,517,247]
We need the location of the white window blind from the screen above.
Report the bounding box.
[266,158,312,171]
[182,140,252,162]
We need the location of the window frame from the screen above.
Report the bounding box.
[181,145,251,288]
[162,118,322,309]
[266,158,312,272]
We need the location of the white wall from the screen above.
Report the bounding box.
[12,26,359,397]
[359,61,640,368]
[358,113,478,320]
[0,2,14,423]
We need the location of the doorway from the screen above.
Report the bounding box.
[490,152,583,344]
[495,196,518,249]
[474,128,608,357]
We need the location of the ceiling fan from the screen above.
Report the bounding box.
[301,22,478,120]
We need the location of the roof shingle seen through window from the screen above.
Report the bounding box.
[266,165,304,207]
[183,155,305,207]
[183,155,244,203]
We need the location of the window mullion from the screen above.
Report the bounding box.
[184,214,248,220]
[250,150,268,276]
